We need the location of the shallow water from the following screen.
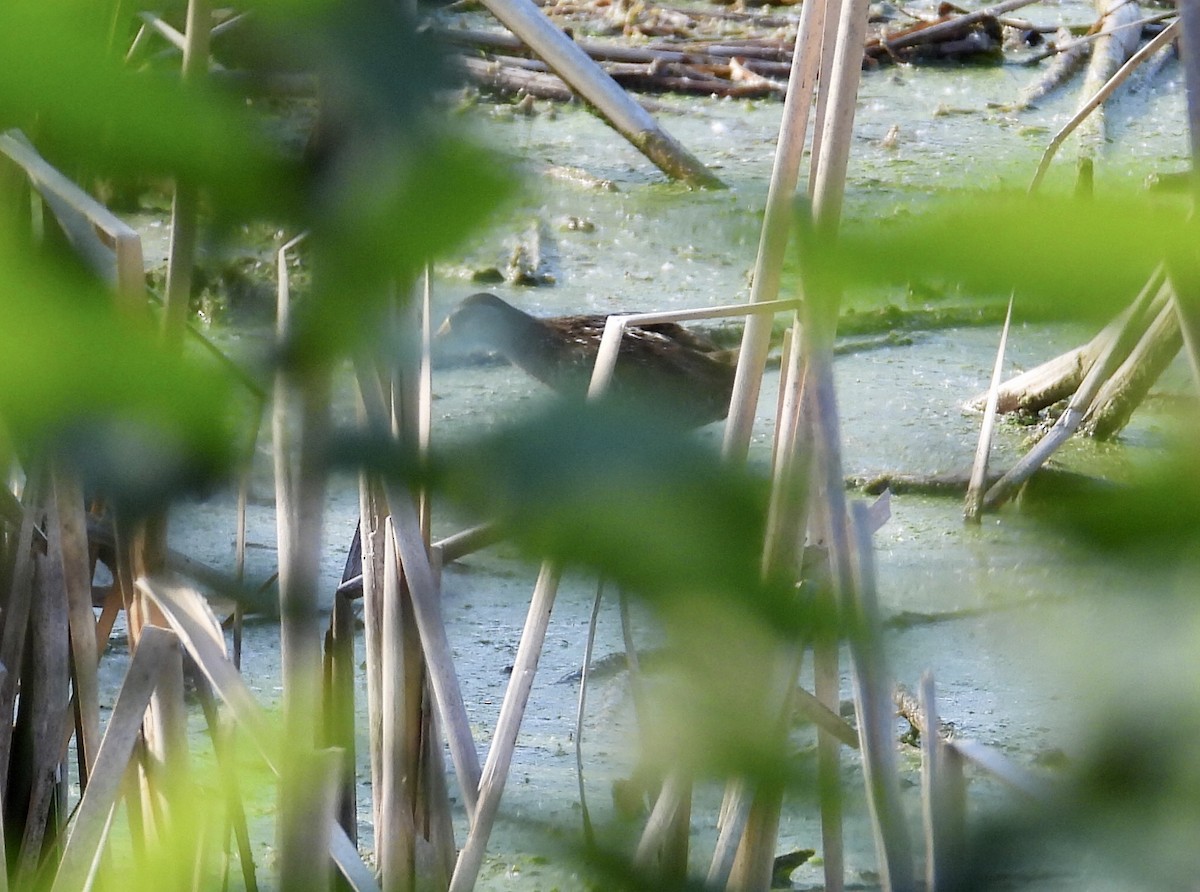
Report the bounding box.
[121,26,1200,891]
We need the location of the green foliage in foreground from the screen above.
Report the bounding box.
[822,191,1197,320]
[1,0,1199,889]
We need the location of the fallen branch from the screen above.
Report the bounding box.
[965,274,1169,415]
[848,466,1107,497]
[1082,293,1183,438]
[1029,18,1179,191]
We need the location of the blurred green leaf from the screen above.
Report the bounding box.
[821,193,1195,320]
[245,0,520,367]
[1039,447,1200,561]
[0,4,301,219]
[291,135,517,365]
[0,227,242,510]
[955,708,1200,891]
[445,400,767,592]
[436,400,828,635]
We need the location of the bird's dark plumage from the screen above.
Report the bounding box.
[438,292,736,427]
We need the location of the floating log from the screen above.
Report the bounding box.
[460,55,575,100]
[1075,0,1145,167]
[478,0,724,187]
[460,53,786,99]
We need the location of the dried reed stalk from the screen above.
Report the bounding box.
[723,0,826,459]
[273,230,332,890]
[0,130,146,304]
[50,627,181,892]
[1082,293,1183,437]
[326,587,358,842]
[55,471,101,784]
[379,522,418,889]
[847,503,915,891]
[767,0,877,881]
[480,0,723,187]
[1168,268,1200,395]
[964,297,1014,523]
[138,577,380,891]
[356,481,387,826]
[162,0,211,346]
[1168,4,1200,390]
[0,472,44,795]
[449,562,561,892]
[354,360,483,816]
[13,541,71,884]
[193,678,259,892]
[575,580,604,846]
[918,673,966,892]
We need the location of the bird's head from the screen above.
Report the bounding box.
[436,292,529,352]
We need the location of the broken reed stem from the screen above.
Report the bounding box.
[964,307,1125,414]
[964,296,1014,523]
[50,627,181,892]
[138,577,378,890]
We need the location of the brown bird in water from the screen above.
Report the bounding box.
[437,292,736,427]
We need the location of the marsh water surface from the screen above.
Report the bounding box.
[121,29,1200,890]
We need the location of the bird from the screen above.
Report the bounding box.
[437,292,737,427]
